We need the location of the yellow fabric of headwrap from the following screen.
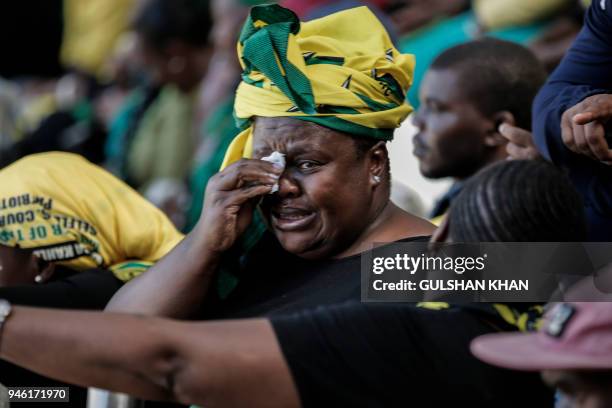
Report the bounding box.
[221,4,415,168]
[0,152,184,281]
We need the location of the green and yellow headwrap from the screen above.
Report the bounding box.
[221,4,415,168]
[0,152,184,281]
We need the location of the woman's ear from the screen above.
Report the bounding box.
[368,141,388,187]
[485,111,515,147]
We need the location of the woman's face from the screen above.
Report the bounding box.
[253,117,381,260]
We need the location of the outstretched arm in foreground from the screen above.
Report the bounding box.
[0,306,300,408]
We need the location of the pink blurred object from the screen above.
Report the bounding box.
[471,302,612,371]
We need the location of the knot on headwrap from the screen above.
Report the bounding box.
[221,4,415,168]
[0,152,184,281]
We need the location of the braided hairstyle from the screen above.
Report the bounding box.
[448,160,587,242]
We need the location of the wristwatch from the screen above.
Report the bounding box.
[0,299,12,336]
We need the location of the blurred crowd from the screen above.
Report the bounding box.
[0,0,592,231]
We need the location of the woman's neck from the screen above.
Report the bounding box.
[333,202,435,259]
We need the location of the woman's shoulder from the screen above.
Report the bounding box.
[397,235,430,243]
[384,205,436,240]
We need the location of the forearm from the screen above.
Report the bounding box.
[0,307,177,402]
[106,228,220,317]
[0,307,300,408]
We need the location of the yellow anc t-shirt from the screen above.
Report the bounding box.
[0,152,184,281]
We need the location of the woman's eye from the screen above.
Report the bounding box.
[297,161,319,171]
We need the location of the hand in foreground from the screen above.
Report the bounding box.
[561,94,612,164]
[499,123,541,160]
[197,159,282,254]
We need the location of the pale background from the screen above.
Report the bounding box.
[388,114,451,215]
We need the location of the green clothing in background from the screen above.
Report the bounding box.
[127,85,196,191]
[105,88,148,177]
[186,96,240,231]
[399,11,548,108]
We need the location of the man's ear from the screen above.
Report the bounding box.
[34,257,56,284]
[485,111,515,147]
[368,141,388,187]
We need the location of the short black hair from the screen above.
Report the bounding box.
[449,160,587,242]
[133,0,212,51]
[430,38,546,129]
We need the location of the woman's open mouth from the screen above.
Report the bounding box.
[271,208,316,231]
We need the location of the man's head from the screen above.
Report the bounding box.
[253,117,391,259]
[432,160,587,243]
[133,0,213,91]
[412,38,547,179]
[471,302,612,408]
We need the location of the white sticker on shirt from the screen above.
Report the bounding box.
[601,0,607,10]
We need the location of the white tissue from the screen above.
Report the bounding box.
[261,151,286,193]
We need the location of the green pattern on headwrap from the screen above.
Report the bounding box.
[232,4,415,143]
[239,5,316,114]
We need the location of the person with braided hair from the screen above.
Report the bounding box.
[443,159,587,243]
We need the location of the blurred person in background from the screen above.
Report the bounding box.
[528,0,592,72]
[0,152,183,406]
[60,0,138,81]
[104,0,214,229]
[475,0,589,72]
[186,0,260,231]
[387,0,469,35]
[411,38,547,223]
[498,1,596,162]
[395,0,579,109]
[0,0,139,168]
[281,0,387,18]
